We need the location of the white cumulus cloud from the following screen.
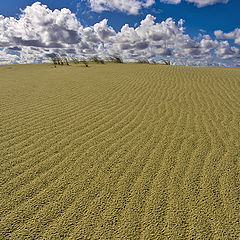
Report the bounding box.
[215,41,240,60]
[0,2,81,48]
[214,28,240,45]
[88,0,155,14]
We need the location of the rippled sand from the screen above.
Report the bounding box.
[0,63,239,239]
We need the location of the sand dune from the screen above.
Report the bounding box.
[0,63,239,239]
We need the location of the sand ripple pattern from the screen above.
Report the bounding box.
[0,64,239,239]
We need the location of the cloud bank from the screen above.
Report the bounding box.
[0,2,239,66]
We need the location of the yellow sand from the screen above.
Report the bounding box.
[0,63,239,239]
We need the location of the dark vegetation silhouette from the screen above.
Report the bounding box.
[108,55,123,63]
[162,60,171,65]
[137,59,150,64]
[48,53,171,67]
[91,56,105,64]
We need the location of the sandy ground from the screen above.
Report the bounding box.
[0,63,239,239]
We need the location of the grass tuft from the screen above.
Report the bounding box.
[108,55,123,63]
[91,56,105,64]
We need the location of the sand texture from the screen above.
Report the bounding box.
[0,63,239,239]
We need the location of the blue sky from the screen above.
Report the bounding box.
[0,0,239,65]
